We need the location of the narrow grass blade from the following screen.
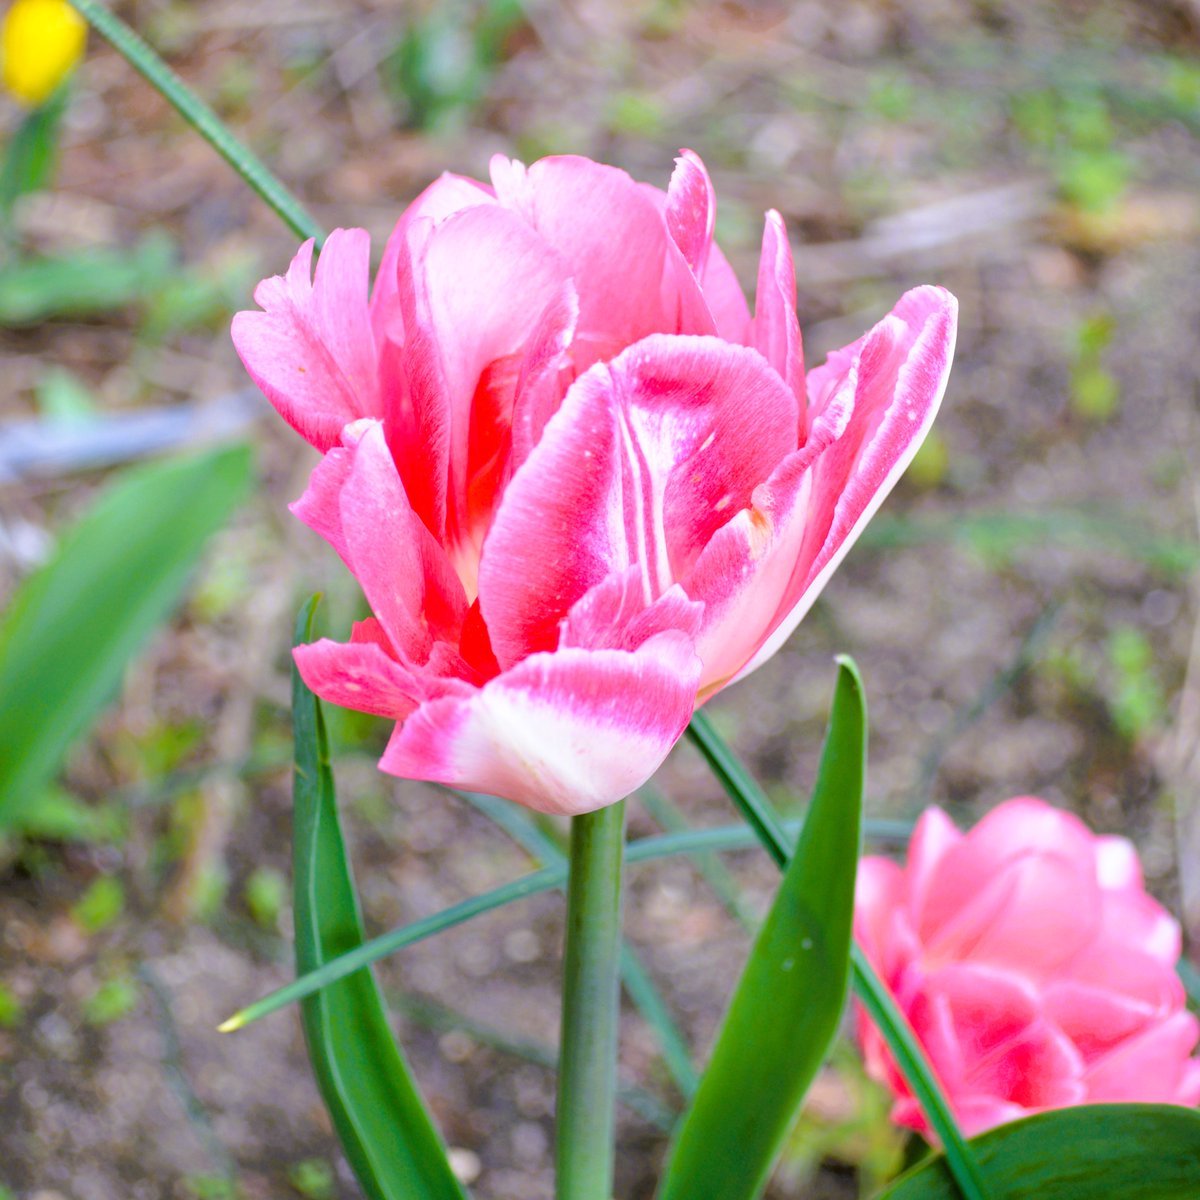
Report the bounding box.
[291,598,467,1200]
[0,443,253,828]
[638,786,756,931]
[67,0,323,245]
[458,791,699,1098]
[220,816,914,1032]
[874,1104,1200,1199]
[658,658,865,1200]
[686,667,989,1200]
[389,991,678,1134]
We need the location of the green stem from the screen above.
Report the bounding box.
[68,0,324,245]
[556,800,626,1200]
[685,709,990,1200]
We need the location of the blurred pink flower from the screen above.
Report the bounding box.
[856,796,1200,1137]
[233,151,956,814]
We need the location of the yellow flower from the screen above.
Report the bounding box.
[2,0,86,107]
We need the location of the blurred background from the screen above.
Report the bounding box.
[2,0,1200,1197]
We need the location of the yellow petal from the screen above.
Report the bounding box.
[2,0,87,107]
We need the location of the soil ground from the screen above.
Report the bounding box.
[3,1,1200,1197]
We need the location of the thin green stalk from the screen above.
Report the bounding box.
[556,800,626,1200]
[68,0,324,245]
[685,708,990,1200]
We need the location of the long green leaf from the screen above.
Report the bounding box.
[291,598,467,1200]
[686,699,989,1200]
[0,443,254,827]
[874,1104,1200,1199]
[220,815,915,1032]
[658,657,865,1200]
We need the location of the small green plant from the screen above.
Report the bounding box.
[288,1158,336,1200]
[0,982,24,1028]
[244,866,288,930]
[83,974,140,1025]
[1070,313,1120,422]
[1106,625,1166,740]
[71,875,125,933]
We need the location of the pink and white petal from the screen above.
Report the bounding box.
[854,856,907,965]
[336,421,468,665]
[399,203,571,559]
[613,335,799,580]
[293,637,424,720]
[559,567,703,653]
[725,286,958,687]
[941,1096,1032,1141]
[1099,885,1182,964]
[378,634,701,815]
[478,360,628,668]
[493,155,715,367]
[905,806,963,923]
[1084,1011,1200,1103]
[232,230,382,452]
[751,210,805,422]
[289,422,362,566]
[683,451,815,695]
[370,171,496,347]
[1052,939,1185,1020]
[699,241,752,343]
[510,280,579,472]
[926,852,1101,980]
[665,149,716,277]
[914,798,1090,939]
[1094,834,1143,892]
[1043,977,1163,1061]
[480,335,798,669]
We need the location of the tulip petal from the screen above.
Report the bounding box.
[926,851,1101,979]
[1084,1011,1200,1103]
[559,568,703,652]
[293,637,424,720]
[378,634,701,815]
[397,204,572,565]
[917,798,1099,944]
[665,148,716,277]
[699,242,752,342]
[232,230,381,452]
[752,210,805,423]
[720,286,957,688]
[479,335,798,668]
[854,855,910,974]
[491,154,716,368]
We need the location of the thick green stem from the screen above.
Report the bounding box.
[68,0,324,245]
[556,800,626,1200]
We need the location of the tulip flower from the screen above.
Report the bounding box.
[234,151,957,814]
[855,796,1200,1138]
[1,0,86,107]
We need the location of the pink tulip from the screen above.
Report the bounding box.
[856,796,1200,1137]
[233,151,957,814]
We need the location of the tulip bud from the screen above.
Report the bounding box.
[2,0,86,107]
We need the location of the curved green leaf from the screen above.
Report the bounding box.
[658,657,866,1200]
[220,815,914,1032]
[686,692,988,1200]
[875,1104,1200,1199]
[0,443,254,827]
[291,598,467,1200]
